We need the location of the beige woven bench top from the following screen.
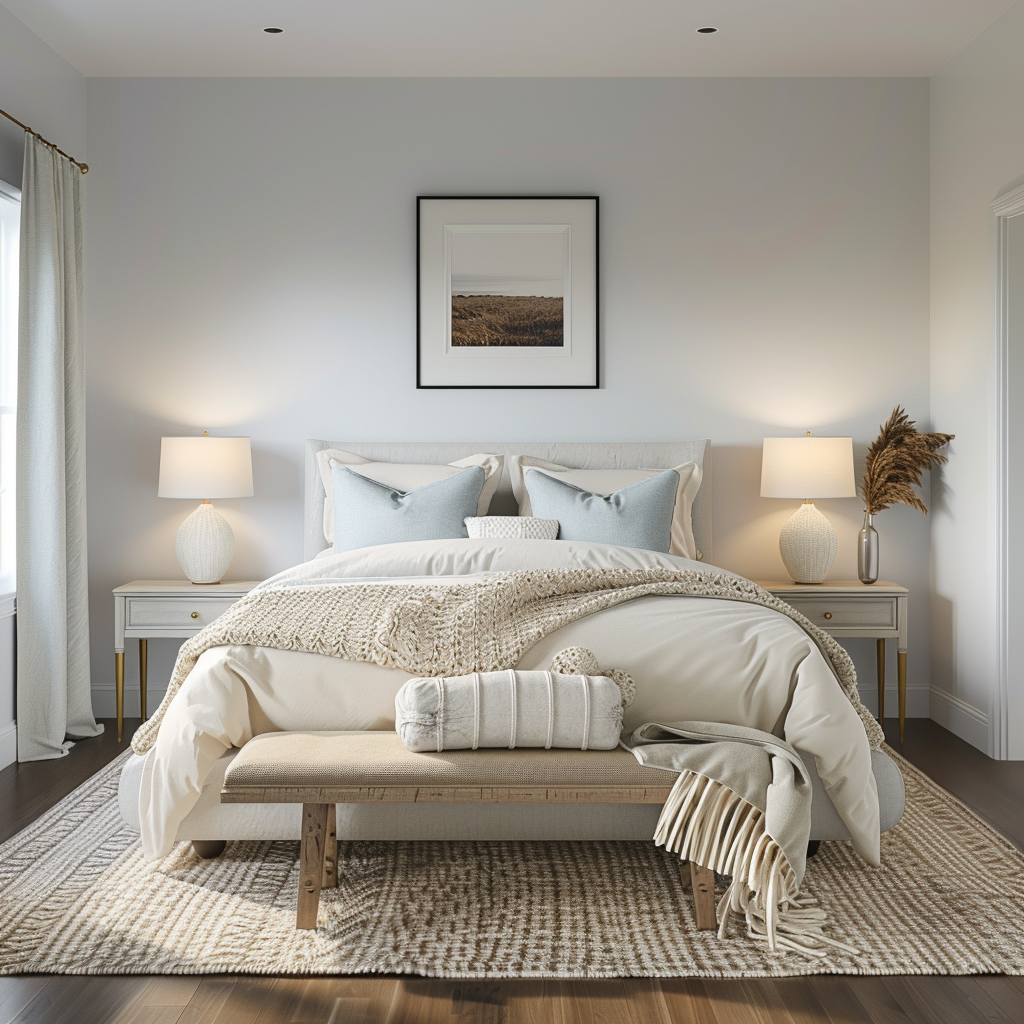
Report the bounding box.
[221,731,675,805]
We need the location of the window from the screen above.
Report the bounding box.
[0,180,19,587]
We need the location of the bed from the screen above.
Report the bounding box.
[118,440,904,865]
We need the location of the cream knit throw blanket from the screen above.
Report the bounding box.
[626,722,861,957]
[132,567,883,756]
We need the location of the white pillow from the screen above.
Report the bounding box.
[465,516,559,540]
[395,670,624,752]
[316,449,504,547]
[509,456,702,560]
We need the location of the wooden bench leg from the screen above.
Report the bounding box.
[677,860,691,890]
[321,804,337,889]
[298,803,329,929]
[689,861,717,931]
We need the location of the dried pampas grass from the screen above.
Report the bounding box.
[862,407,953,515]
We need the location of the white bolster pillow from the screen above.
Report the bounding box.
[395,670,624,752]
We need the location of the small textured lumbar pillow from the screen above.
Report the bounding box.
[395,670,624,752]
[464,516,559,540]
[332,464,485,553]
[524,467,679,553]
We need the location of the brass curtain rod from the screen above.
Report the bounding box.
[0,106,88,174]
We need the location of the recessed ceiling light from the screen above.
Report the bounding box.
[263,27,283,34]
[696,27,718,34]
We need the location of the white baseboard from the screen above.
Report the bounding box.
[0,721,16,769]
[856,685,930,719]
[929,686,989,753]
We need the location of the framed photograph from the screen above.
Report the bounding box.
[417,196,599,389]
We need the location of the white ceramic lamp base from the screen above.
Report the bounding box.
[778,502,837,584]
[175,501,234,584]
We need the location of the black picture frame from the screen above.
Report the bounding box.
[417,195,599,389]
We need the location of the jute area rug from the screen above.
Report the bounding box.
[1,748,1023,978]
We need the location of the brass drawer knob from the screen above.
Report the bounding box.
[191,611,200,619]
[823,612,833,620]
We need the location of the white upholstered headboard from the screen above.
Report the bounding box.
[304,440,713,564]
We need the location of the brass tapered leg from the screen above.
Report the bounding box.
[876,638,886,727]
[139,638,148,721]
[898,651,907,744]
[115,651,125,742]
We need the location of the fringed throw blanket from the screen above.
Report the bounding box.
[625,722,860,957]
[133,567,882,756]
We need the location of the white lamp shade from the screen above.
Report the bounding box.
[158,436,254,499]
[760,436,856,499]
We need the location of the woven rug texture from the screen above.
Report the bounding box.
[1,748,1022,978]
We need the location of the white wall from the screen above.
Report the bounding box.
[930,0,1024,753]
[0,4,85,189]
[83,77,932,717]
[0,4,86,764]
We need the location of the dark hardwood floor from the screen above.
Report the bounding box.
[0,717,138,845]
[2,718,1024,1024]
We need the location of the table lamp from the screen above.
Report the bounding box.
[760,433,855,584]
[158,433,253,584]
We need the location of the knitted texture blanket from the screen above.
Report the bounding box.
[132,567,883,756]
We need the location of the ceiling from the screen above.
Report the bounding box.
[0,0,1014,78]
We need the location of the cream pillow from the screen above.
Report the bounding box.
[316,449,504,547]
[395,670,624,751]
[465,516,559,540]
[509,456,702,560]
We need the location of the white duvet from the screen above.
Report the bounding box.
[138,539,880,864]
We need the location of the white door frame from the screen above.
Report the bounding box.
[991,183,1024,758]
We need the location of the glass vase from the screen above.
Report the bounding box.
[858,510,879,585]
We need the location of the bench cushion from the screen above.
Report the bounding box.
[222,730,672,794]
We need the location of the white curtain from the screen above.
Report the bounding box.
[16,134,100,760]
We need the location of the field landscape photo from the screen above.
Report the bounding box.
[450,227,566,348]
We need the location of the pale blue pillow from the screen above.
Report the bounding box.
[524,468,679,553]
[332,464,486,552]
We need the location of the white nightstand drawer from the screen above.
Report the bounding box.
[782,596,897,630]
[125,596,237,630]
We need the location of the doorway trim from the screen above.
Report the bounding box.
[991,182,1024,758]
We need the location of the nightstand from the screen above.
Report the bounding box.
[113,580,260,742]
[755,580,909,742]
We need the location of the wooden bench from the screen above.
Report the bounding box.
[220,730,718,931]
